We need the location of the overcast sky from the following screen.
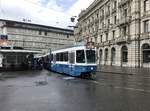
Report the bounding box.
[0,0,95,29]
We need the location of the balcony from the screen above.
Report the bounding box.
[141,32,150,40]
[142,10,150,18]
[93,42,102,48]
[115,35,130,44]
[118,16,131,26]
[118,0,130,7]
[102,25,109,32]
[103,40,110,46]
[97,42,104,47]
[109,39,116,45]
[93,31,98,37]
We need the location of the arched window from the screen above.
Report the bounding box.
[111,47,116,63]
[99,49,103,63]
[122,46,128,63]
[105,48,108,62]
[142,44,150,63]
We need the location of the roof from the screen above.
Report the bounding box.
[0,49,42,54]
[52,45,86,53]
[0,19,74,34]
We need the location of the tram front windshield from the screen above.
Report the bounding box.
[76,49,96,63]
[86,50,96,63]
[76,50,85,63]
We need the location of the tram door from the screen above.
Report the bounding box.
[69,52,75,73]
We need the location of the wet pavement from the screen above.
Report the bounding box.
[97,65,150,76]
[0,70,150,111]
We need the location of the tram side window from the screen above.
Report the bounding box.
[76,50,85,63]
[60,53,63,61]
[56,53,60,61]
[56,52,68,62]
[69,52,75,64]
[51,54,53,61]
[63,52,68,61]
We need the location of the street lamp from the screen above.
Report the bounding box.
[70,16,77,22]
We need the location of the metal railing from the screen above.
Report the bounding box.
[118,16,131,26]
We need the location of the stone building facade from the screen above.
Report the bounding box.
[75,0,150,68]
[0,19,74,52]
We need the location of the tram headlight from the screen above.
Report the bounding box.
[82,67,86,71]
[91,67,93,70]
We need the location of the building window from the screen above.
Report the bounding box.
[86,37,89,42]
[106,33,108,41]
[102,22,105,28]
[112,30,115,39]
[44,31,47,36]
[90,38,93,42]
[124,9,127,17]
[142,44,150,63]
[97,13,99,18]
[123,26,127,36]
[100,35,103,43]
[108,19,110,25]
[114,1,117,9]
[102,9,104,16]
[111,47,116,64]
[99,49,103,63]
[95,37,97,43]
[39,30,42,35]
[144,20,149,33]
[114,15,117,24]
[122,46,128,63]
[105,48,108,62]
[108,5,110,14]
[144,0,149,12]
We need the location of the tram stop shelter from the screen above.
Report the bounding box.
[0,49,42,71]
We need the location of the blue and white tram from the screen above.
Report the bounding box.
[49,45,97,78]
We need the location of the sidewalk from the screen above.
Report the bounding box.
[97,65,150,76]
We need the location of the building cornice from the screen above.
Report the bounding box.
[0,19,73,34]
[78,0,110,21]
[78,0,109,21]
